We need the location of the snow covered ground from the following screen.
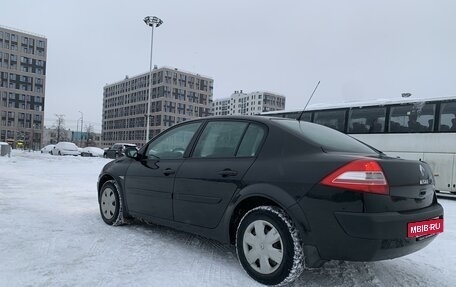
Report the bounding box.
[0,150,455,287]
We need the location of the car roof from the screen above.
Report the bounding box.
[183,115,290,125]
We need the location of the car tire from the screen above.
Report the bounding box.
[99,180,126,226]
[236,206,304,286]
[58,151,62,156]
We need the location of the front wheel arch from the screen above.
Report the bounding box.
[98,174,115,201]
[99,179,127,226]
[98,175,131,221]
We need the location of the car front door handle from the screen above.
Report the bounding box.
[217,169,238,177]
[163,168,176,176]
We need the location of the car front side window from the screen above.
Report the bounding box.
[145,122,201,160]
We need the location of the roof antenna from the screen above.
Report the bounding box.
[297,81,320,121]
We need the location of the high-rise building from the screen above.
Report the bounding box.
[102,66,213,147]
[0,25,47,149]
[212,90,286,116]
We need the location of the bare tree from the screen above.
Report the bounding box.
[85,123,95,147]
[54,114,66,143]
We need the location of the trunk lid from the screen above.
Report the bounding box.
[364,157,436,212]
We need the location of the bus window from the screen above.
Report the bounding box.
[348,107,386,134]
[439,102,456,131]
[294,112,312,122]
[389,103,436,133]
[313,109,346,132]
[283,112,299,119]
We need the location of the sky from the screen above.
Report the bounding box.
[2,0,456,132]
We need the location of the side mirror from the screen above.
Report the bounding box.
[125,147,138,159]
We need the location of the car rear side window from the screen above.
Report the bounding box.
[193,121,248,158]
[236,124,265,157]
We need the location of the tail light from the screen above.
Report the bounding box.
[321,159,389,195]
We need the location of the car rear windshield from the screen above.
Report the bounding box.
[273,119,379,154]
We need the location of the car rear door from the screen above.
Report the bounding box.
[173,121,267,228]
[124,122,202,220]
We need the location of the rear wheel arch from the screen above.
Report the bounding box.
[227,184,309,245]
[229,195,286,245]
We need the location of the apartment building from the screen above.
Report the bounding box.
[102,66,213,147]
[0,25,47,149]
[212,90,286,116]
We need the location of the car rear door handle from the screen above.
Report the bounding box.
[217,169,238,177]
[163,168,176,176]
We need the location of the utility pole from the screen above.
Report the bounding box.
[79,111,84,147]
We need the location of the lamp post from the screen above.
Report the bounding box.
[401,93,412,98]
[78,111,83,147]
[144,16,163,142]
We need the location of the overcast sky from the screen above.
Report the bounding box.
[3,0,456,132]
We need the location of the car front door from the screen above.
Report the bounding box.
[124,122,202,220]
[173,121,267,228]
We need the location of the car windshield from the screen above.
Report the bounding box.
[273,119,379,154]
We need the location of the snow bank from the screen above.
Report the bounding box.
[0,150,454,286]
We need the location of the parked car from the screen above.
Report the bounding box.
[103,143,137,159]
[97,116,444,286]
[51,142,80,156]
[40,144,55,154]
[81,147,105,157]
[0,141,11,157]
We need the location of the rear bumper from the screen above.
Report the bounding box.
[332,203,443,261]
[298,199,443,262]
[335,203,443,240]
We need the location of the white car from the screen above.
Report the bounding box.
[80,147,105,157]
[40,144,55,154]
[51,142,80,156]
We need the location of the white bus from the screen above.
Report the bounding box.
[262,96,456,194]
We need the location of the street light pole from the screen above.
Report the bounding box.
[78,111,83,147]
[144,16,163,142]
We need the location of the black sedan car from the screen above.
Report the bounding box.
[97,116,443,286]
